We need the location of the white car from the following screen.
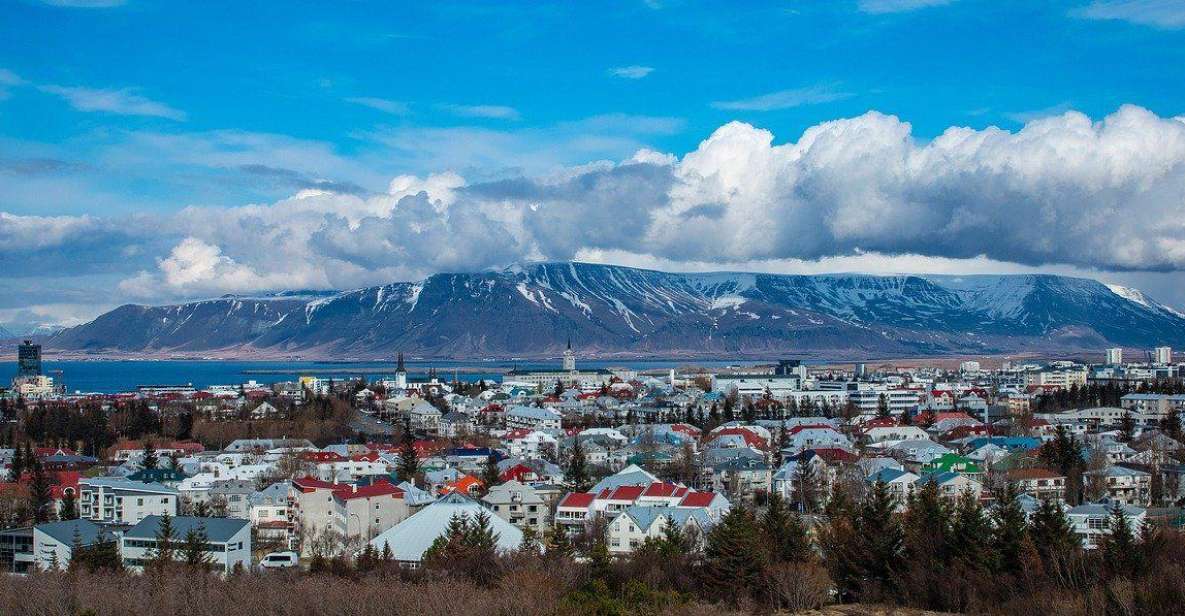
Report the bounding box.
[258,551,300,570]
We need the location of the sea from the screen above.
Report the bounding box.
[11,359,758,395]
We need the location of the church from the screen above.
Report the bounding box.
[503,338,613,391]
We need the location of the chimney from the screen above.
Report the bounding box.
[352,484,357,493]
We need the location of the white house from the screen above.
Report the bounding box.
[32,519,108,571]
[78,478,178,524]
[606,506,712,554]
[368,493,523,565]
[1067,502,1146,549]
[120,516,251,574]
[506,406,563,431]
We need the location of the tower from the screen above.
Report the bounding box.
[563,336,576,372]
[395,352,407,390]
[17,340,41,378]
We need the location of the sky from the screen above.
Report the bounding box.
[3,0,1185,332]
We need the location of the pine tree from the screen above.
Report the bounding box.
[1029,498,1078,568]
[149,512,177,568]
[949,487,994,572]
[567,436,590,491]
[182,522,212,571]
[9,443,24,481]
[1098,502,1137,579]
[547,523,574,559]
[58,490,78,520]
[700,506,767,604]
[397,438,419,485]
[141,440,159,470]
[762,493,811,563]
[1118,412,1136,443]
[28,458,54,523]
[1159,407,1182,440]
[991,482,1029,573]
[481,454,500,492]
[857,481,905,598]
[876,394,890,420]
[792,460,819,513]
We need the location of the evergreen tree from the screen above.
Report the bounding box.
[991,482,1029,573]
[1159,406,1182,441]
[547,523,575,559]
[58,490,78,520]
[700,506,766,604]
[567,437,590,491]
[949,487,994,573]
[141,440,159,470]
[191,500,211,518]
[28,459,54,523]
[9,443,24,481]
[481,454,501,492]
[876,394,890,420]
[149,512,177,568]
[857,481,905,598]
[761,493,811,563]
[397,438,419,485]
[792,460,819,513]
[1098,502,1138,579]
[1118,412,1136,443]
[1029,499,1078,569]
[181,522,212,571]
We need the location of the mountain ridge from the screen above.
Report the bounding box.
[44,262,1185,359]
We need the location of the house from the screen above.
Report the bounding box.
[481,480,551,533]
[1086,466,1152,506]
[121,516,251,574]
[439,411,475,438]
[409,401,443,433]
[920,453,982,475]
[249,482,291,546]
[783,425,852,456]
[915,472,984,501]
[78,478,179,524]
[368,493,524,565]
[32,519,109,571]
[1067,502,1146,549]
[331,480,411,543]
[606,506,712,554]
[1006,468,1067,502]
[867,468,920,509]
[506,406,562,431]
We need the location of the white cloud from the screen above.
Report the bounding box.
[711,84,853,111]
[858,0,954,14]
[439,104,521,120]
[608,65,655,79]
[11,104,1185,315]
[1072,0,1185,29]
[39,85,186,120]
[346,97,411,115]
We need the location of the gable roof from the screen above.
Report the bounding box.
[369,492,523,562]
[34,519,106,546]
[124,515,249,543]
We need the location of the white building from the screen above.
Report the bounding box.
[1105,348,1123,365]
[1154,346,1173,365]
[78,478,179,524]
[506,406,562,431]
[32,519,108,571]
[369,493,524,565]
[1067,503,1145,549]
[120,515,251,574]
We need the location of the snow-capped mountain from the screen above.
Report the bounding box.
[46,262,1185,358]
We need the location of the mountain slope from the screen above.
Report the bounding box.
[46,262,1185,358]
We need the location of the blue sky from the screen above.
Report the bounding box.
[3,0,1185,330]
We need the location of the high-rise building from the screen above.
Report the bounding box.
[1154,346,1173,365]
[17,340,41,378]
[1105,347,1123,365]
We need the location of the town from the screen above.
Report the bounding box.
[2,338,1184,614]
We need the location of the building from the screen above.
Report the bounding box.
[504,342,613,390]
[1067,503,1145,549]
[78,478,179,524]
[120,516,251,574]
[368,493,524,565]
[17,340,41,378]
[1154,346,1173,365]
[481,480,551,534]
[505,406,562,431]
[1105,348,1123,365]
[1023,366,1088,390]
[32,519,109,571]
[331,480,411,543]
[606,506,712,554]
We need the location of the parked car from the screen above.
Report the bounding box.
[258,551,300,570]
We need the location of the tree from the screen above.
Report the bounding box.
[141,440,159,470]
[857,481,905,599]
[1098,502,1138,579]
[480,454,501,492]
[1159,406,1182,441]
[27,459,54,523]
[1029,498,1078,573]
[9,443,24,482]
[547,523,575,559]
[991,482,1029,573]
[700,506,767,604]
[148,512,177,568]
[58,490,78,521]
[876,394,890,420]
[792,460,820,513]
[1119,412,1136,443]
[762,493,811,564]
[397,438,419,485]
[567,437,590,492]
[949,487,994,573]
[181,522,213,571]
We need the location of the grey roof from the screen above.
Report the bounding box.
[80,477,179,494]
[34,519,106,546]
[590,464,659,493]
[507,405,561,420]
[124,515,249,543]
[615,505,712,532]
[369,493,522,562]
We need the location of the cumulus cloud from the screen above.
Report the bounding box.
[39,85,186,120]
[7,104,1185,312]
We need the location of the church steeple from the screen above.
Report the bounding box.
[563,336,576,372]
[396,352,406,374]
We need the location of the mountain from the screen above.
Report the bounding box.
[45,262,1185,359]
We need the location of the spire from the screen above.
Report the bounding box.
[566,335,571,351]
[396,352,406,373]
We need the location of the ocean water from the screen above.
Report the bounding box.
[10,359,754,395]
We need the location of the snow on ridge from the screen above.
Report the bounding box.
[1107,284,1185,318]
[710,295,747,311]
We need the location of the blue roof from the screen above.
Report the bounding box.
[124,516,248,543]
[617,505,712,531]
[868,468,913,484]
[965,436,1041,451]
[34,519,107,546]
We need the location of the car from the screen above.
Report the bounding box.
[258,551,300,569]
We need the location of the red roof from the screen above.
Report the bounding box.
[641,482,687,498]
[558,492,596,509]
[300,451,347,463]
[499,463,536,483]
[678,491,717,508]
[351,452,383,462]
[292,476,352,493]
[711,427,768,449]
[606,485,645,502]
[808,448,859,464]
[787,424,836,435]
[334,480,404,501]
